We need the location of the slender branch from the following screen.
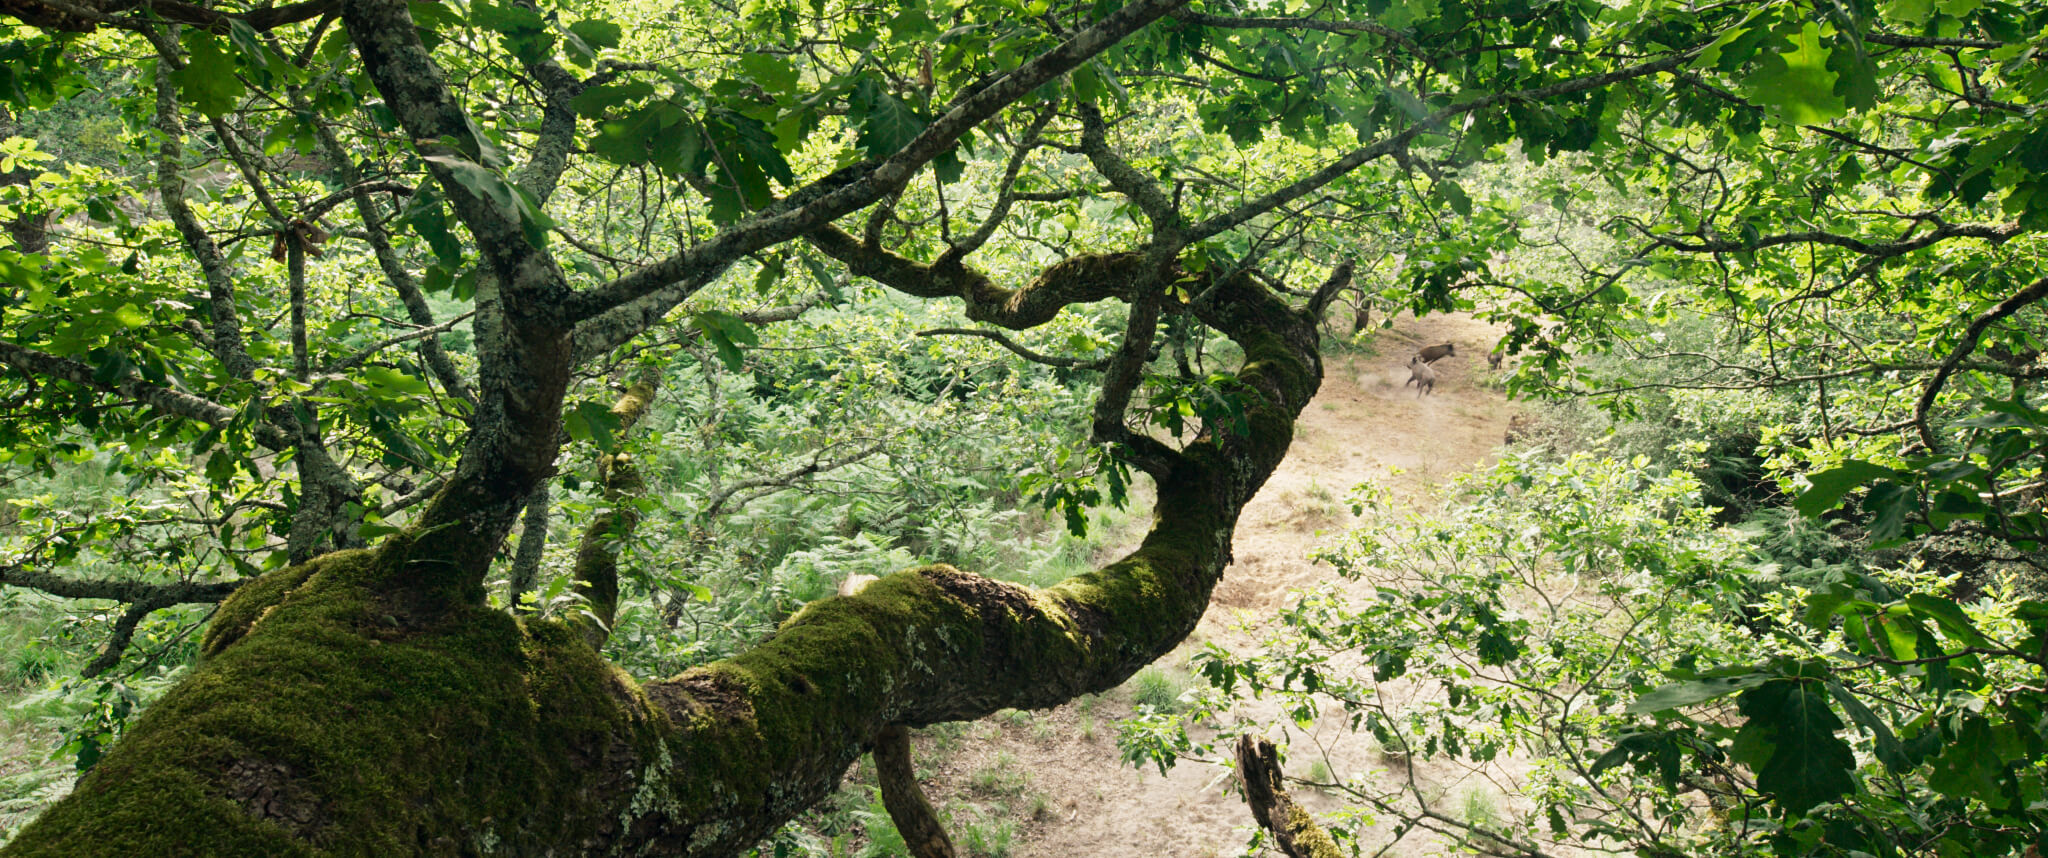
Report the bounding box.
[1623,218,2020,259]
[81,595,177,679]
[302,181,412,221]
[0,562,240,606]
[0,341,293,450]
[323,312,479,372]
[1913,276,2048,450]
[300,94,477,406]
[1864,31,2005,50]
[950,108,1056,257]
[915,327,1114,369]
[1091,282,1163,446]
[807,224,1147,329]
[153,59,261,383]
[1186,52,1695,245]
[700,441,888,521]
[378,475,448,516]
[560,0,1194,325]
[570,293,823,370]
[507,485,551,612]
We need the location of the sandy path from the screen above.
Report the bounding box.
[905,313,1518,858]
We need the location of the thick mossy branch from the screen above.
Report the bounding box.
[7,259,1322,857]
[603,267,1323,854]
[10,549,668,857]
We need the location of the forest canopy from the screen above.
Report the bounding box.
[0,0,2042,853]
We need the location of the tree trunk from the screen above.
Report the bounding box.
[1,270,1324,856]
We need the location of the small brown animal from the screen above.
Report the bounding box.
[1416,342,1456,364]
[1404,356,1436,397]
[1487,350,1503,370]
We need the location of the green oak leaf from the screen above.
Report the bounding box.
[848,74,925,159]
[1733,680,1857,815]
[171,33,245,118]
[1793,460,1898,517]
[1742,23,1846,125]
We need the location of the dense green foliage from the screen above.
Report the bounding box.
[1129,449,2044,856]
[0,0,2044,850]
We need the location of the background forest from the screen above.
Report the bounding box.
[0,0,2043,854]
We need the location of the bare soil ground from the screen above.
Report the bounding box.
[904,312,1519,858]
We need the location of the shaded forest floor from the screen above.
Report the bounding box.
[871,312,1521,858]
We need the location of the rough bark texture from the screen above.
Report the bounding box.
[1237,735,1344,858]
[874,725,957,858]
[2,263,1322,856]
[0,0,1329,851]
[567,372,661,648]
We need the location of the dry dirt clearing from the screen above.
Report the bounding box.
[904,312,1522,858]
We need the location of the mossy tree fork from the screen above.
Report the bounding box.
[0,0,1355,851]
[0,0,1731,848]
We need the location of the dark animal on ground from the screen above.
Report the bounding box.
[1416,342,1455,364]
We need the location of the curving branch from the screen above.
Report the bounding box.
[323,312,478,373]
[700,440,889,521]
[1913,276,2048,451]
[300,93,477,406]
[152,61,262,384]
[874,725,957,858]
[505,0,589,205]
[570,292,825,367]
[1077,103,1179,234]
[301,181,414,221]
[1089,283,1164,452]
[1184,52,1695,245]
[948,108,1057,258]
[915,327,1115,369]
[80,595,177,679]
[1621,217,2021,259]
[558,0,1194,326]
[808,223,1149,328]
